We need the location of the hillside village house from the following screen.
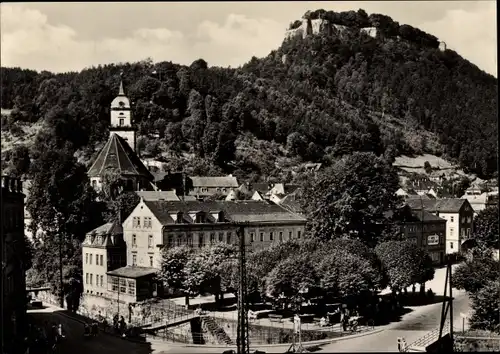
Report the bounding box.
[104,199,306,303]
[406,198,474,254]
[462,190,498,215]
[189,176,239,200]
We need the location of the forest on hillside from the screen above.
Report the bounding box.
[1,9,497,180]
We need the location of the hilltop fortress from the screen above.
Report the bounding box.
[284,10,447,52]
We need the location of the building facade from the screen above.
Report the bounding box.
[1,176,27,354]
[81,221,127,298]
[407,198,474,254]
[107,199,307,303]
[400,207,447,265]
[189,176,239,200]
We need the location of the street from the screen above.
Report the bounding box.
[28,265,470,354]
[317,265,471,352]
[27,307,154,354]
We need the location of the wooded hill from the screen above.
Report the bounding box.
[1,9,497,180]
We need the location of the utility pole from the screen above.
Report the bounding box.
[438,256,454,343]
[236,223,250,354]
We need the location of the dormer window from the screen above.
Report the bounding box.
[119,118,124,126]
[170,212,183,223]
[211,211,224,222]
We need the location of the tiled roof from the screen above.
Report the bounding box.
[83,220,124,247]
[406,198,467,213]
[107,266,156,279]
[87,133,153,180]
[143,200,306,225]
[411,209,446,222]
[279,194,304,214]
[136,190,180,201]
[189,176,239,188]
[250,183,272,194]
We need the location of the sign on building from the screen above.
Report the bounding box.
[427,234,439,246]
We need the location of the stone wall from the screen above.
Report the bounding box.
[208,317,332,345]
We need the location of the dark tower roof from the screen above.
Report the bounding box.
[87,133,153,180]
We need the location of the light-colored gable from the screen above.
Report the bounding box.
[123,198,162,228]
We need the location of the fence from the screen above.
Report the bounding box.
[147,314,374,346]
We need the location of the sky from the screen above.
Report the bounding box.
[1,1,497,76]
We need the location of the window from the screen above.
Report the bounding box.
[450,242,454,249]
[149,256,154,267]
[461,217,465,224]
[250,233,255,243]
[133,217,140,228]
[199,233,205,248]
[90,274,93,286]
[89,254,93,265]
[218,233,224,242]
[297,231,302,239]
[467,228,471,237]
[461,229,465,237]
[187,234,193,247]
[119,118,124,126]
[289,231,292,240]
[210,233,215,244]
[270,232,274,241]
[279,232,283,241]
[85,253,88,264]
[100,275,104,288]
[128,281,135,295]
[226,232,232,244]
[111,276,119,292]
[132,254,137,266]
[450,228,454,236]
[100,255,103,266]
[96,255,99,266]
[144,217,152,228]
[120,279,126,293]
[148,235,153,248]
[132,234,137,247]
[86,273,88,285]
[467,217,472,223]
[260,232,264,242]
[168,234,174,246]
[450,216,454,222]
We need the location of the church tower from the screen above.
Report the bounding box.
[110,76,136,151]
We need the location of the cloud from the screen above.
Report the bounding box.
[0,4,284,72]
[418,1,497,76]
[0,2,496,76]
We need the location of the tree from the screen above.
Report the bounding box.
[375,240,434,293]
[469,280,500,334]
[265,254,318,310]
[301,152,401,246]
[473,206,499,249]
[158,246,194,305]
[453,252,500,294]
[424,161,432,174]
[104,191,140,222]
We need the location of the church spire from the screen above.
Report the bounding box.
[118,70,125,96]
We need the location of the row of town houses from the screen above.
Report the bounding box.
[15,80,492,315]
